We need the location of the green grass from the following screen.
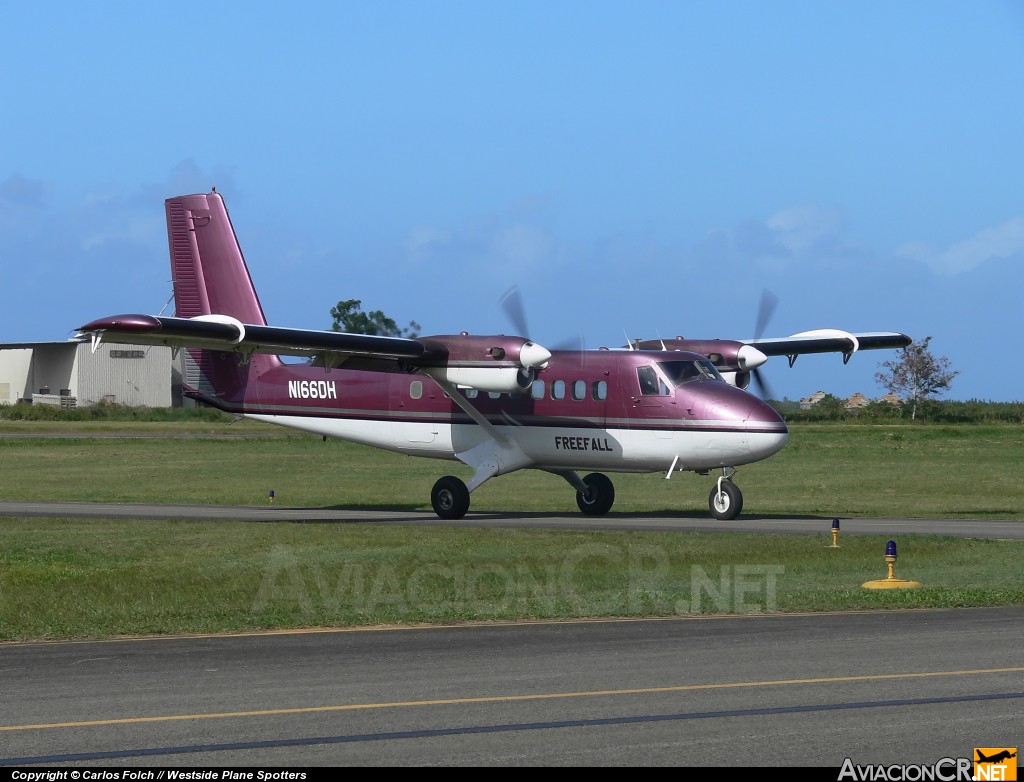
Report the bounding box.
[0,422,1021,518]
[1,519,1020,641]
[0,420,1021,641]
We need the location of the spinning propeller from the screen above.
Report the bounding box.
[500,285,584,355]
[499,284,780,400]
[749,289,778,401]
[499,285,531,343]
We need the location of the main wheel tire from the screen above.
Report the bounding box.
[576,472,615,515]
[431,475,470,520]
[708,480,743,520]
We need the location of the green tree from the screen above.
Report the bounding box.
[329,299,421,338]
[874,336,958,420]
[815,393,846,420]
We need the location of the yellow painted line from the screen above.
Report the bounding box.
[3,666,1022,732]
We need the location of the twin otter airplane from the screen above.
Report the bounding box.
[76,191,910,521]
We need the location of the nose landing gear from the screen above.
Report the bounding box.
[709,468,743,520]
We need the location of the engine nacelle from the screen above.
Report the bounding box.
[718,370,751,390]
[422,366,532,393]
[630,337,767,374]
[415,333,551,393]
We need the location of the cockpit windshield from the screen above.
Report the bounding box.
[657,359,723,386]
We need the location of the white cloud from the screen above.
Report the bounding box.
[896,216,1024,275]
[490,224,554,268]
[403,225,452,256]
[79,213,164,251]
[693,204,851,270]
[400,201,562,274]
[765,205,844,255]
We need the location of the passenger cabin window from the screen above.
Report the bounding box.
[572,380,586,401]
[488,391,502,399]
[592,380,607,400]
[409,380,423,400]
[551,379,566,400]
[531,379,545,399]
[464,388,478,399]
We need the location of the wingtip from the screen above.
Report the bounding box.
[77,314,162,333]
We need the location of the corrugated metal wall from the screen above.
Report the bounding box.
[75,343,172,407]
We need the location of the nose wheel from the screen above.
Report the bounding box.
[709,474,743,520]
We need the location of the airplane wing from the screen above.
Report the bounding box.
[632,329,911,367]
[75,313,434,372]
[75,313,553,390]
[744,330,912,358]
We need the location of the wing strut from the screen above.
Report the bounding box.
[430,377,534,491]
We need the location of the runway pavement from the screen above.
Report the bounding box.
[0,499,1021,539]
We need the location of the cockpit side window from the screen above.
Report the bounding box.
[637,366,659,395]
[637,365,670,396]
[696,358,723,381]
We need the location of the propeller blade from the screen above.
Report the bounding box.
[754,289,779,340]
[751,368,776,402]
[499,285,530,338]
[751,289,779,400]
[499,286,585,367]
[552,333,584,352]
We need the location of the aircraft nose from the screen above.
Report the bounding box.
[744,397,789,460]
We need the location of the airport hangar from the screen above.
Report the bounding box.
[0,340,193,409]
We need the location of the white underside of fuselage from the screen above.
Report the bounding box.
[245,414,788,475]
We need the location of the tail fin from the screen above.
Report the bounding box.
[166,191,282,406]
[166,191,269,324]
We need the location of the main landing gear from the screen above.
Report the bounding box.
[431,476,471,520]
[708,468,743,521]
[430,470,742,521]
[575,472,615,515]
[429,471,618,520]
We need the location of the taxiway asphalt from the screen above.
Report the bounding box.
[1,607,1022,766]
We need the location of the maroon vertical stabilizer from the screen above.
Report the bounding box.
[166,191,282,406]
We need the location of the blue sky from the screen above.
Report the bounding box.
[2,1,1022,402]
